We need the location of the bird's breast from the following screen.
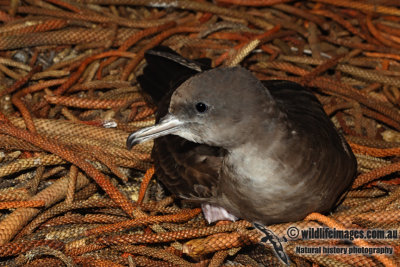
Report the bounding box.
[222,139,305,192]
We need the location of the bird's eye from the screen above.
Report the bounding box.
[195,102,208,113]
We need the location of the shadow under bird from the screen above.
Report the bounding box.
[127,46,357,225]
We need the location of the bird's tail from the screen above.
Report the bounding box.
[137,46,211,105]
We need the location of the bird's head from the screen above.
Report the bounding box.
[127,67,275,150]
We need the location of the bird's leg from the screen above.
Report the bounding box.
[201,203,238,224]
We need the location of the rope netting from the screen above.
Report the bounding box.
[0,0,399,266]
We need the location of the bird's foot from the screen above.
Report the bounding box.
[201,203,238,224]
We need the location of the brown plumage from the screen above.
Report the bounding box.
[127,46,357,225]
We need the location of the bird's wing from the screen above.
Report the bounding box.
[137,47,224,200]
[263,80,357,209]
[153,135,224,200]
[263,80,354,159]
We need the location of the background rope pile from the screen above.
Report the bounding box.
[0,0,399,266]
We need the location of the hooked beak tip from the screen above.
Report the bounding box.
[125,114,184,150]
[126,134,138,150]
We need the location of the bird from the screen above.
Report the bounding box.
[127,46,357,225]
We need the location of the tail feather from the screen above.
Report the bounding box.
[137,46,211,105]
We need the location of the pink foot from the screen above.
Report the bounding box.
[201,203,238,224]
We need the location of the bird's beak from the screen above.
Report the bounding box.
[126,114,184,149]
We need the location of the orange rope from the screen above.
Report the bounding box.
[0,200,45,209]
[349,142,400,157]
[305,213,397,267]
[137,166,155,206]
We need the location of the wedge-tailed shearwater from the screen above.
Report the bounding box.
[127,46,357,225]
